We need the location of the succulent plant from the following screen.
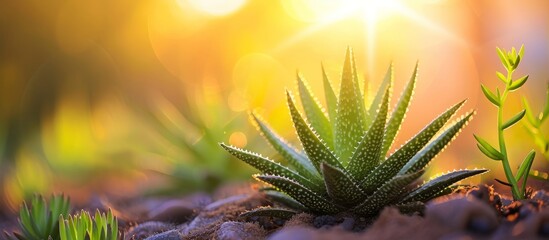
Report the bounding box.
[220,48,486,218]
[475,45,535,200]
[59,209,118,240]
[4,194,71,240]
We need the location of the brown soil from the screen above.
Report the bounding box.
[4,184,549,240]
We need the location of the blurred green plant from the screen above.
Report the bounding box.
[138,91,261,195]
[523,83,549,180]
[475,45,535,200]
[59,209,118,240]
[4,194,71,240]
[222,48,485,219]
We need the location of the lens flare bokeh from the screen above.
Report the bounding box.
[1,0,549,213]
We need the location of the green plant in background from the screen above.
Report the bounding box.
[59,209,118,240]
[221,48,486,218]
[523,83,549,179]
[5,194,71,240]
[475,45,535,200]
[139,91,261,195]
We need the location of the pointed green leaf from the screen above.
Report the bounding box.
[496,71,507,83]
[401,169,487,203]
[347,87,389,180]
[361,100,466,193]
[350,47,368,127]
[513,55,521,69]
[522,97,541,128]
[496,47,510,71]
[262,190,307,211]
[399,112,474,175]
[381,63,418,158]
[297,73,334,150]
[516,150,535,182]
[518,44,525,59]
[240,207,299,220]
[353,170,424,216]
[509,75,528,91]
[255,174,343,214]
[221,143,323,192]
[251,112,320,181]
[369,64,393,119]
[335,47,366,163]
[473,135,503,160]
[481,84,500,107]
[502,109,526,130]
[322,63,338,126]
[321,162,366,207]
[287,91,343,170]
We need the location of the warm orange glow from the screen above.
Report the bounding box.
[181,0,248,16]
[2,0,549,208]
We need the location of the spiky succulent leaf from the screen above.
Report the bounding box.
[321,162,366,206]
[223,48,486,219]
[353,170,424,216]
[335,47,366,163]
[221,143,323,192]
[399,112,474,175]
[255,174,342,214]
[250,113,320,181]
[380,63,418,158]
[395,201,425,215]
[241,207,299,220]
[347,87,389,180]
[322,64,338,125]
[297,74,334,150]
[369,64,393,119]
[12,194,70,240]
[361,100,466,193]
[287,91,343,171]
[59,209,118,240]
[262,189,307,211]
[401,169,487,203]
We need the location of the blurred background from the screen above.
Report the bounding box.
[1,0,549,215]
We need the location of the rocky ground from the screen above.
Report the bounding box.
[3,183,549,239]
[115,184,549,240]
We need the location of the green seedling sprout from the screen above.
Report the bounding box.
[475,45,535,200]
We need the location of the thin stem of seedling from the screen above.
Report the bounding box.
[497,72,521,199]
